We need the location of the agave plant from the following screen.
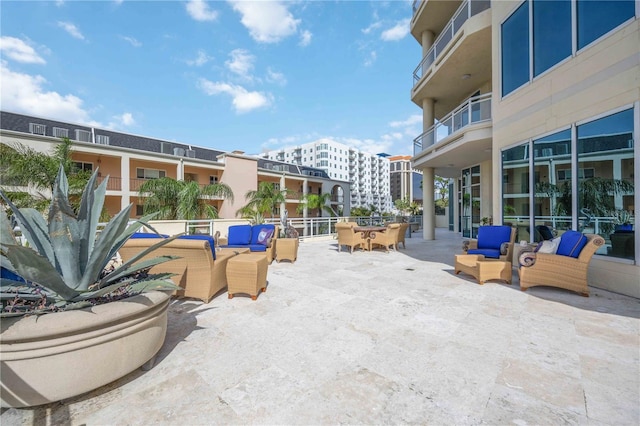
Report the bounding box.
[0,165,181,317]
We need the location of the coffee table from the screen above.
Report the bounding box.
[454,254,512,285]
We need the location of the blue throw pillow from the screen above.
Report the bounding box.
[556,231,588,258]
[178,234,216,260]
[250,224,275,245]
[228,224,252,245]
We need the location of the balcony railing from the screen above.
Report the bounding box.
[412,0,490,87]
[412,0,423,15]
[96,176,121,191]
[413,93,491,155]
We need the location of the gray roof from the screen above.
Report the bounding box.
[0,111,330,179]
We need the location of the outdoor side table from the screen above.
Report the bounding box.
[226,253,269,300]
[276,238,299,263]
[454,254,512,285]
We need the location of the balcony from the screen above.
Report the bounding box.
[411,0,491,117]
[96,176,122,191]
[412,94,492,177]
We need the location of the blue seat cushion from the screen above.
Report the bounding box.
[467,248,501,259]
[477,226,512,250]
[228,225,252,245]
[556,231,588,258]
[222,244,267,252]
[251,224,275,245]
[129,232,168,239]
[1,267,26,283]
[178,235,216,260]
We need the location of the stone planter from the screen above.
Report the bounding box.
[0,291,171,408]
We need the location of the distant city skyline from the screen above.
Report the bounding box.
[0,0,421,157]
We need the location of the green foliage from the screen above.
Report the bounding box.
[238,182,288,218]
[434,176,449,200]
[139,177,234,220]
[394,198,411,215]
[297,193,338,217]
[350,206,371,217]
[1,166,181,317]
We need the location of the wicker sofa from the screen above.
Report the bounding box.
[120,236,236,303]
[216,224,278,263]
[518,233,605,297]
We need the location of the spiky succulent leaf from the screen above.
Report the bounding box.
[47,165,83,289]
[101,212,160,269]
[77,169,107,275]
[0,190,54,265]
[76,204,133,290]
[0,244,77,300]
[100,254,180,287]
[0,209,17,246]
[127,277,180,293]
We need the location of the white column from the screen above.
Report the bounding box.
[121,155,130,212]
[421,30,434,58]
[422,167,435,240]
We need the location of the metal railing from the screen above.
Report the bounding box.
[413,93,491,155]
[412,0,490,87]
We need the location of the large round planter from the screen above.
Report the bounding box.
[0,291,171,408]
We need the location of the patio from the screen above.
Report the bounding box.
[2,228,639,425]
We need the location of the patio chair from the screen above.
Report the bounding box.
[519,232,605,296]
[370,223,401,252]
[336,222,367,253]
[396,222,410,249]
[462,225,516,261]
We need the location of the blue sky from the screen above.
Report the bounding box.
[1,0,422,156]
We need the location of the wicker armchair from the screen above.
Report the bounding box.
[336,222,367,253]
[518,233,605,297]
[370,223,401,252]
[462,226,516,262]
[396,222,410,249]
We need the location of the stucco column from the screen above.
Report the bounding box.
[121,155,130,211]
[422,167,435,240]
[422,98,435,130]
[421,30,434,58]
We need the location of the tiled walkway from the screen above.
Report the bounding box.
[3,229,639,425]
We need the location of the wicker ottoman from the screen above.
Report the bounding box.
[454,254,512,285]
[226,253,269,300]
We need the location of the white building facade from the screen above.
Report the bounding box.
[265,141,392,213]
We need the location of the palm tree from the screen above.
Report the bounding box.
[0,137,90,211]
[138,177,234,220]
[298,193,339,217]
[238,182,289,218]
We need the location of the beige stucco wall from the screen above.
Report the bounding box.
[218,154,257,220]
[491,3,640,297]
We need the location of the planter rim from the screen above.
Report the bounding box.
[1,291,169,343]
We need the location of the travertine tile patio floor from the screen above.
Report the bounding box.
[2,228,639,425]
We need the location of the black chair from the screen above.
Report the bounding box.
[535,225,554,241]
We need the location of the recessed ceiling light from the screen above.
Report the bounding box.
[462,74,471,80]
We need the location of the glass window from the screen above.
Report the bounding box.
[501,1,530,96]
[577,0,635,49]
[533,0,571,76]
[502,145,530,241]
[533,129,572,242]
[577,109,634,259]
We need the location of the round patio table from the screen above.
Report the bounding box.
[353,226,387,251]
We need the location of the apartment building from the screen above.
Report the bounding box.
[389,155,423,206]
[0,111,349,223]
[410,0,639,297]
[264,140,392,213]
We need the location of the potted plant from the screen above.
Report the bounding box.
[613,209,633,232]
[0,166,182,408]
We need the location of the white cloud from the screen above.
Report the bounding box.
[113,0,124,5]
[57,21,85,40]
[118,112,135,126]
[364,50,377,67]
[0,37,46,64]
[389,114,422,128]
[299,30,312,47]
[120,35,142,47]
[0,62,96,124]
[225,49,255,79]
[186,0,219,22]
[229,0,300,43]
[197,78,272,113]
[55,0,65,7]
[266,67,286,86]
[362,21,382,35]
[380,18,410,41]
[187,49,213,67]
